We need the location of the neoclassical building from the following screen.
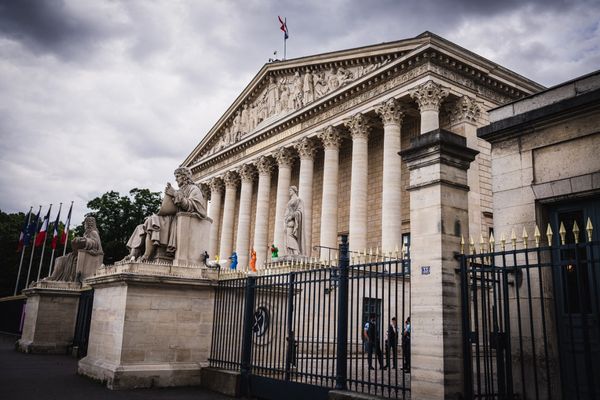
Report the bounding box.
[181,32,544,270]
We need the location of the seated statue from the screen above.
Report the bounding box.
[124,167,207,262]
[46,216,103,282]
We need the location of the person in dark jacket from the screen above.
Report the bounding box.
[385,317,399,369]
[363,313,386,370]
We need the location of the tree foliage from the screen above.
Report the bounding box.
[77,188,162,264]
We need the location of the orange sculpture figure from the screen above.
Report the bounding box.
[250,248,257,272]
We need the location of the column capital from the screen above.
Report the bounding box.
[223,170,240,189]
[410,80,449,112]
[318,125,343,150]
[238,164,256,183]
[273,147,296,168]
[209,177,224,193]
[199,182,211,201]
[256,155,274,175]
[376,98,405,126]
[447,95,482,125]
[294,137,318,160]
[344,112,372,140]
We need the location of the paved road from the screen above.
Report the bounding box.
[0,334,233,400]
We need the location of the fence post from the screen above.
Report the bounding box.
[459,255,473,399]
[284,272,296,380]
[335,234,349,390]
[240,276,256,392]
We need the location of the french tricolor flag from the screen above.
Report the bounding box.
[61,203,72,245]
[35,207,51,247]
[51,207,61,250]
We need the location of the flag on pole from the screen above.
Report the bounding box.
[61,203,72,245]
[51,207,61,250]
[26,208,41,246]
[278,16,289,39]
[35,207,51,247]
[16,210,31,252]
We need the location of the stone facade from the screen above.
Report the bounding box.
[183,32,543,270]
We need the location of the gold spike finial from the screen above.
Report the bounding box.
[546,224,553,247]
[469,236,475,254]
[500,233,506,251]
[573,220,580,244]
[394,244,399,259]
[479,233,485,253]
[522,227,529,249]
[586,217,594,242]
[511,229,517,249]
[460,235,465,254]
[559,222,566,245]
[489,232,495,252]
[534,225,541,247]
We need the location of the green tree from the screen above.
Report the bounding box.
[0,210,27,297]
[77,188,162,264]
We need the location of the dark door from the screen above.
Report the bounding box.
[548,197,600,400]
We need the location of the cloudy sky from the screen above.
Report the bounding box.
[1,0,599,226]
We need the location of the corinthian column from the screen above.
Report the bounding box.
[273,147,295,255]
[253,156,274,268]
[219,170,239,261]
[376,98,405,253]
[345,113,371,253]
[410,80,449,134]
[294,137,318,256]
[235,164,256,270]
[318,126,343,259]
[208,178,224,259]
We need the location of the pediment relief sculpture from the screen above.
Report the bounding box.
[197,57,391,162]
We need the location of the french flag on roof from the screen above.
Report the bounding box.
[278,16,289,39]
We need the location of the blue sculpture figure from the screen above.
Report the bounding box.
[229,251,238,270]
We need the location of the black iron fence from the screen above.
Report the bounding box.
[73,289,94,358]
[460,220,600,400]
[209,235,411,399]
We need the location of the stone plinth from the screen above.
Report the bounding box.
[174,212,212,267]
[78,262,216,389]
[17,281,83,354]
[400,129,478,400]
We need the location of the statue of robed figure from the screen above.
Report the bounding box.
[284,185,306,256]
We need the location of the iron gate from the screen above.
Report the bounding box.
[73,288,94,358]
[209,235,411,399]
[460,219,600,400]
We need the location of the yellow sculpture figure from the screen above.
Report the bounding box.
[250,248,257,272]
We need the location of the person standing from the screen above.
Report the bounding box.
[385,317,398,369]
[363,313,385,370]
[402,316,411,371]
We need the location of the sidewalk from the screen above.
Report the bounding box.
[0,334,233,400]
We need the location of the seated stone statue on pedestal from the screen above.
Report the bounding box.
[123,166,209,264]
[46,216,103,282]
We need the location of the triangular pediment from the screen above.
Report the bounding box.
[185,36,428,165]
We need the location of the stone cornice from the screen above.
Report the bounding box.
[184,38,542,172]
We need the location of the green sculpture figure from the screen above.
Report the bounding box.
[270,244,279,259]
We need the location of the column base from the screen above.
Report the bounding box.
[78,357,204,389]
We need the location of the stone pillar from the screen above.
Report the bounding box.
[318,126,343,259]
[376,98,405,253]
[235,164,256,270]
[410,80,449,134]
[294,137,318,256]
[448,95,484,237]
[400,129,478,400]
[345,113,371,253]
[208,178,223,259]
[254,156,274,268]
[219,171,239,260]
[273,147,295,255]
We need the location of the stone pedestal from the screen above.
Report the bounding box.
[17,281,83,354]
[400,129,478,400]
[78,262,216,389]
[174,213,212,266]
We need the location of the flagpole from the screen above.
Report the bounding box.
[48,202,62,277]
[62,201,73,257]
[14,207,33,296]
[25,205,42,289]
[36,204,52,281]
[283,33,286,60]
